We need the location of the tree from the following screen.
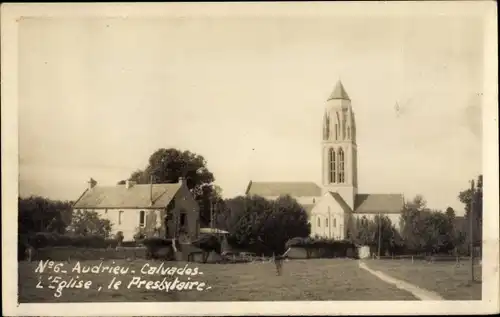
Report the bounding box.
[421,211,455,254]
[220,195,310,255]
[458,175,483,250]
[400,196,457,255]
[352,215,400,256]
[444,206,461,251]
[18,196,73,235]
[400,195,430,254]
[67,210,112,237]
[119,148,221,226]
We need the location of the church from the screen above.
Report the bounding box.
[245,81,404,240]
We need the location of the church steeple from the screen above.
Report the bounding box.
[322,80,358,210]
[328,80,350,101]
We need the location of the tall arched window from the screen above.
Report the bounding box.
[329,148,336,183]
[333,218,337,228]
[139,210,145,227]
[317,217,321,228]
[338,148,345,183]
[118,210,123,225]
[335,123,339,140]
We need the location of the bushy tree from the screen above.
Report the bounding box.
[119,148,221,226]
[351,215,400,256]
[400,195,429,254]
[458,175,483,249]
[67,210,112,237]
[18,196,73,235]
[400,195,457,255]
[218,195,310,255]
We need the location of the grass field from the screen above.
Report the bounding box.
[19,259,418,302]
[364,259,482,300]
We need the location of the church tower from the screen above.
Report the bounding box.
[322,80,358,210]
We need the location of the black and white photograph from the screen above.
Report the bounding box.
[1,2,498,316]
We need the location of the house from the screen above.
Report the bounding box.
[72,177,200,242]
[245,81,404,240]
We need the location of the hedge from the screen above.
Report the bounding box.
[22,232,140,250]
[31,246,147,261]
[285,237,359,259]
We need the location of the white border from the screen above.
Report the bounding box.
[2,2,498,316]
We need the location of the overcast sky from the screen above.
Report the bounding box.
[18,14,484,215]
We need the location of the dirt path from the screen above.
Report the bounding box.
[359,261,444,300]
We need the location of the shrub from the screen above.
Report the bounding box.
[133,227,146,241]
[26,232,119,249]
[115,231,124,246]
[121,240,139,247]
[285,236,358,259]
[142,237,178,260]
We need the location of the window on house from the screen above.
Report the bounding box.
[180,213,187,228]
[139,210,145,227]
[333,218,337,228]
[329,148,336,183]
[118,210,123,225]
[326,218,329,227]
[317,217,321,227]
[338,148,345,183]
[313,198,316,204]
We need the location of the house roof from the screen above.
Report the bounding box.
[328,191,353,212]
[73,183,182,209]
[328,80,350,101]
[354,194,403,214]
[245,181,322,197]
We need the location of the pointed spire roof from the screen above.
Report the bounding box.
[328,80,350,101]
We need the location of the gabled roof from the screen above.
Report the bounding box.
[354,194,403,214]
[245,181,322,197]
[328,80,350,101]
[327,191,353,212]
[73,183,183,209]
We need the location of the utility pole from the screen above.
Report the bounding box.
[470,179,475,283]
[210,198,214,231]
[377,213,382,259]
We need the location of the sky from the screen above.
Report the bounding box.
[18,14,484,215]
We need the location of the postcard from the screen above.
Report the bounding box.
[1,2,498,316]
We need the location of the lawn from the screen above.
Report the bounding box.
[18,259,417,302]
[364,259,482,300]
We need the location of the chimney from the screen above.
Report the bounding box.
[88,178,97,190]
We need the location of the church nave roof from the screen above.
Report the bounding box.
[354,193,404,214]
[245,181,322,197]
